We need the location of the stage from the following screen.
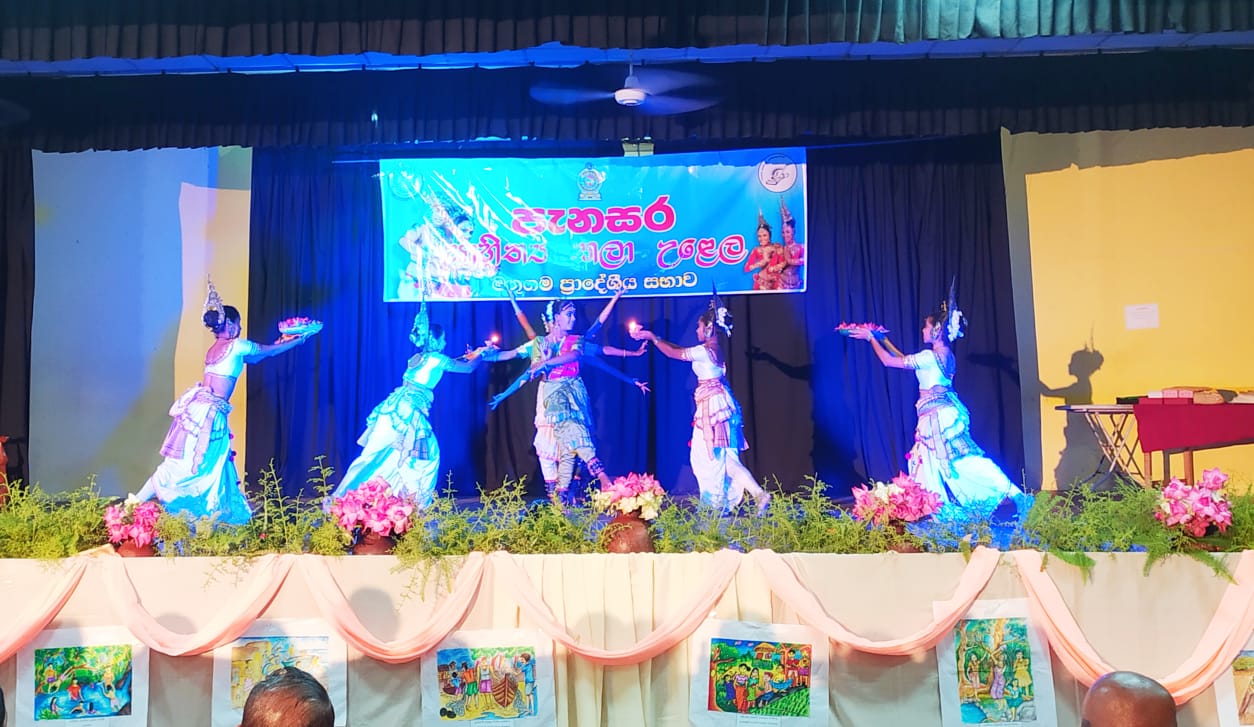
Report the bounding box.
[0,548,1247,726]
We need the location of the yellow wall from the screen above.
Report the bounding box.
[1003,128,1254,490]
[176,177,254,475]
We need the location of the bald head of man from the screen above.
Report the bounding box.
[1081,671,1177,727]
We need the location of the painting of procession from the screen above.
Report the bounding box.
[706,638,812,717]
[31,644,134,720]
[952,617,1037,723]
[433,645,540,721]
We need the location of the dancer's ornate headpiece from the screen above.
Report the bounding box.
[756,209,769,230]
[779,197,794,225]
[543,298,574,325]
[938,277,964,343]
[203,276,225,328]
[410,300,431,349]
[709,285,732,337]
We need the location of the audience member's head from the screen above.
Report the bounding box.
[1081,671,1176,727]
[239,667,333,727]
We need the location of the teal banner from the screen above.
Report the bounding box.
[380,148,807,301]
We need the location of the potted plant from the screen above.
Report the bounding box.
[104,496,163,557]
[590,473,665,553]
[326,477,416,554]
[1156,468,1233,549]
[850,473,942,551]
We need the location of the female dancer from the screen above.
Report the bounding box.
[332,305,490,508]
[136,280,317,524]
[489,287,649,410]
[847,287,1024,507]
[630,294,771,513]
[483,298,616,502]
[743,212,785,291]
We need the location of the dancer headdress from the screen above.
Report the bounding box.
[709,285,732,337]
[410,301,431,349]
[757,209,769,230]
[203,276,225,328]
[939,277,964,343]
[779,197,794,225]
[542,298,575,326]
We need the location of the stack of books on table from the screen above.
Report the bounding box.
[1142,387,1254,405]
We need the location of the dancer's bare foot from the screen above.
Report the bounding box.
[753,491,772,515]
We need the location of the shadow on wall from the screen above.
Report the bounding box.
[1038,346,1106,490]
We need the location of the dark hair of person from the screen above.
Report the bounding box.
[419,323,446,352]
[202,305,241,334]
[925,310,960,378]
[757,221,772,235]
[927,308,967,345]
[240,667,334,727]
[698,307,733,367]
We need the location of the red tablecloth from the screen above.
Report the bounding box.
[1133,403,1254,452]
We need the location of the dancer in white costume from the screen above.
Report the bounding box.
[136,280,317,524]
[847,284,1024,508]
[333,305,490,507]
[631,293,771,513]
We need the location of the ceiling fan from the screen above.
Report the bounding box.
[529,62,719,116]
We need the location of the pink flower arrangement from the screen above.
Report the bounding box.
[104,496,162,547]
[1155,468,1233,538]
[589,473,666,521]
[328,478,416,537]
[851,473,942,524]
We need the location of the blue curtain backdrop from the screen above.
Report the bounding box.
[245,136,1023,500]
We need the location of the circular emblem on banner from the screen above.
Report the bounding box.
[577,163,606,201]
[757,154,798,193]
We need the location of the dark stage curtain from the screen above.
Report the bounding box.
[247,135,1022,500]
[3,50,1252,154]
[2,1,1250,61]
[805,138,1025,489]
[0,145,34,486]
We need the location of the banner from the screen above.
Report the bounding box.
[379,148,807,301]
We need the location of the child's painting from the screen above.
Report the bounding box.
[690,620,828,727]
[1213,642,1254,725]
[16,627,149,727]
[935,599,1057,727]
[211,620,347,727]
[421,630,555,726]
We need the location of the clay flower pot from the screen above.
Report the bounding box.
[603,511,655,554]
[351,530,397,555]
[114,540,157,557]
[887,521,924,554]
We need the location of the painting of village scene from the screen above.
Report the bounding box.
[706,638,812,717]
[227,636,331,708]
[433,645,539,721]
[32,644,133,720]
[952,617,1037,723]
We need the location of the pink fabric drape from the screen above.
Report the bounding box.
[749,547,1002,655]
[494,549,742,665]
[295,551,486,664]
[101,551,294,656]
[0,558,87,662]
[1013,549,1254,705]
